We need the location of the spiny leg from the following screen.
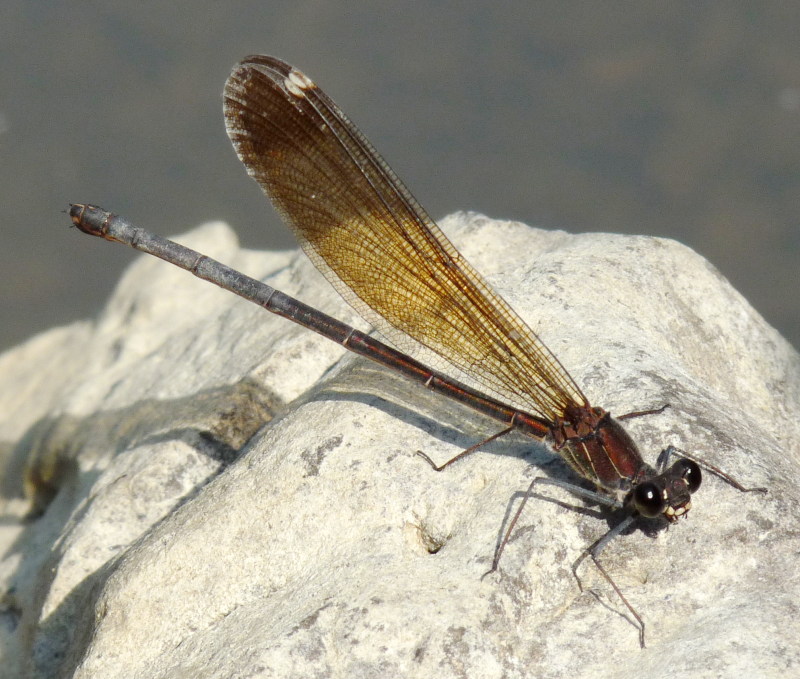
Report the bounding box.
[484,476,620,576]
[415,424,516,471]
[658,445,767,493]
[617,404,670,421]
[571,514,645,648]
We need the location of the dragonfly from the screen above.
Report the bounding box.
[70,55,766,647]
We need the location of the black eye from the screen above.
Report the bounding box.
[675,459,702,494]
[633,482,665,518]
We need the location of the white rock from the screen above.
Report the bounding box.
[0,213,797,678]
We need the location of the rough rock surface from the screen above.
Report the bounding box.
[0,213,798,678]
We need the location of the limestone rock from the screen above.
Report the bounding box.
[0,213,797,678]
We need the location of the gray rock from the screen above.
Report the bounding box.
[0,213,797,678]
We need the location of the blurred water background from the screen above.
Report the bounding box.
[1,3,797,354]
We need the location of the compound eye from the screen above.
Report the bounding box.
[633,482,665,518]
[675,458,702,494]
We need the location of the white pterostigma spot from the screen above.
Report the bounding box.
[285,69,315,98]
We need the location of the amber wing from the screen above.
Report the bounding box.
[223,55,586,421]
